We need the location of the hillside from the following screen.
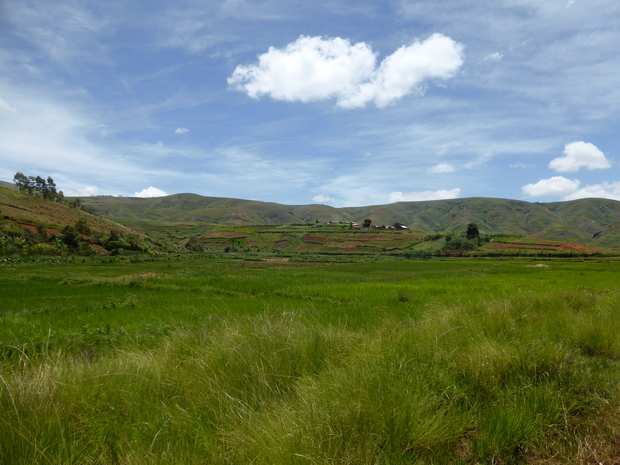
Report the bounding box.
[74,193,620,249]
[0,184,164,254]
[3,178,620,255]
[0,180,18,191]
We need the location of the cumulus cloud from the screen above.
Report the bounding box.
[428,163,455,173]
[312,194,337,204]
[549,141,611,172]
[484,52,503,61]
[523,177,620,201]
[133,187,168,198]
[522,176,580,197]
[564,181,620,201]
[175,127,189,135]
[388,188,461,203]
[228,33,464,108]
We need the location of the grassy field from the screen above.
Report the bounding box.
[2,257,620,463]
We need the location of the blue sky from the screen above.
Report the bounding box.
[1,0,619,206]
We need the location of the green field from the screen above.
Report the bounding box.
[2,257,620,463]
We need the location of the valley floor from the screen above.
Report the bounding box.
[2,257,620,463]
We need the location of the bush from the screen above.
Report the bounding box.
[28,244,59,256]
[60,226,79,249]
[444,237,480,251]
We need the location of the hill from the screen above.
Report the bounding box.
[74,193,620,249]
[0,184,164,255]
[3,178,620,256]
[0,180,18,191]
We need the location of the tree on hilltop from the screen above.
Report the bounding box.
[13,172,31,194]
[13,171,62,202]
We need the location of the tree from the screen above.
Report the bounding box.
[44,177,57,200]
[34,176,46,195]
[185,236,204,253]
[465,223,480,240]
[60,225,79,249]
[13,172,30,194]
[74,217,91,236]
[363,218,372,228]
[13,172,61,201]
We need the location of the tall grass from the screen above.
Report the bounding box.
[1,296,619,462]
[2,259,620,462]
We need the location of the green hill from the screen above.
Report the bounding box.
[0,184,164,255]
[4,178,620,256]
[72,193,620,249]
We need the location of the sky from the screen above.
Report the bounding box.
[1,0,620,206]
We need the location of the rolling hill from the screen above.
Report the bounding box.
[73,193,620,249]
[0,183,165,253]
[3,177,620,254]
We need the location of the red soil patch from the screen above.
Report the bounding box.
[486,241,602,254]
[487,242,555,251]
[18,223,37,232]
[204,231,247,239]
[330,241,363,248]
[302,235,328,243]
[18,223,61,236]
[557,242,600,253]
[89,244,108,255]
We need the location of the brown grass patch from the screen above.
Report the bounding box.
[118,272,158,280]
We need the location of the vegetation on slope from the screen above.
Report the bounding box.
[0,183,614,259]
[75,193,620,248]
[0,184,167,257]
[3,175,620,257]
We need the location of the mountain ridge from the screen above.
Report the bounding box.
[73,192,620,248]
[3,176,620,251]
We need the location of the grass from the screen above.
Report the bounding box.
[2,258,620,463]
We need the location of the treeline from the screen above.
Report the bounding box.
[12,172,98,214]
[13,172,64,202]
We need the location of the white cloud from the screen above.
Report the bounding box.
[64,185,100,197]
[228,36,376,104]
[312,194,337,204]
[0,98,17,112]
[133,187,168,198]
[510,163,535,169]
[228,33,464,108]
[6,0,112,67]
[484,52,503,61]
[522,176,580,197]
[524,178,620,201]
[389,188,461,203]
[428,163,455,173]
[564,181,620,201]
[0,83,135,181]
[549,141,611,172]
[175,127,189,135]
